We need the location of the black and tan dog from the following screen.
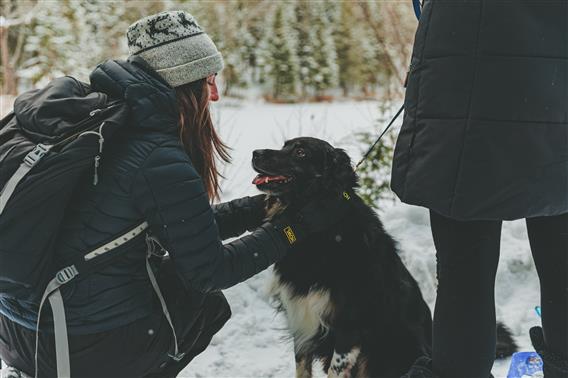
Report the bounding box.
[252,137,517,378]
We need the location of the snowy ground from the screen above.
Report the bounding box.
[179,99,542,378]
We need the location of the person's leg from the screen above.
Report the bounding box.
[430,210,502,378]
[0,311,172,378]
[526,213,568,365]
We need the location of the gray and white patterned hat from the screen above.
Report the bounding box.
[126,11,223,87]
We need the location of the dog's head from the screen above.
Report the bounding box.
[252,137,358,202]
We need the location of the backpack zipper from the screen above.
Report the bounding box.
[52,102,122,148]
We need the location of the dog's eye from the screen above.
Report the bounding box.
[295,148,306,158]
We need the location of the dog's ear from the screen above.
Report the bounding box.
[324,148,358,190]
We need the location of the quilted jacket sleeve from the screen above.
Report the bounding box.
[132,144,289,292]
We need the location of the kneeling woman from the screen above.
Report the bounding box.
[0,11,345,377]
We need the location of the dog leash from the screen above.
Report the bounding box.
[354,0,421,172]
[354,104,404,171]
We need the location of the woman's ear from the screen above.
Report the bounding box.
[325,148,358,190]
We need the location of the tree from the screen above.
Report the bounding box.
[334,1,365,96]
[0,0,40,95]
[264,2,299,100]
[293,0,316,97]
[307,1,338,97]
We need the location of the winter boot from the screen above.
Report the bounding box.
[530,326,568,378]
[401,356,439,378]
[401,356,496,378]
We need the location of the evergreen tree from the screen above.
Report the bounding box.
[309,1,338,96]
[335,1,364,96]
[265,2,299,100]
[20,0,76,85]
[19,0,163,88]
[293,0,317,97]
[4,0,415,102]
[358,26,382,96]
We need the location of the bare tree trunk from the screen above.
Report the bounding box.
[0,0,41,96]
[358,2,406,97]
[1,26,18,96]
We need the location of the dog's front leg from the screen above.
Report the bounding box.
[327,326,362,378]
[327,346,361,378]
[295,353,313,378]
[294,339,313,378]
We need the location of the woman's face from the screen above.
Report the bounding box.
[207,74,219,102]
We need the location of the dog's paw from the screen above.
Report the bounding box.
[328,347,360,378]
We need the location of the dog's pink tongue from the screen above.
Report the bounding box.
[252,175,287,185]
[252,175,266,185]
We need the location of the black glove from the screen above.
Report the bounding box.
[530,326,568,376]
[213,194,266,239]
[270,191,353,246]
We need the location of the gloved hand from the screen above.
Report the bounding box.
[213,194,266,239]
[530,326,568,377]
[270,191,353,245]
[238,194,266,229]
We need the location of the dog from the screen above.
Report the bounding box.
[251,137,517,378]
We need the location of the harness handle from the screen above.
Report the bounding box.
[413,0,423,20]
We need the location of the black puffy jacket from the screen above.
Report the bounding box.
[391,0,568,220]
[0,57,289,334]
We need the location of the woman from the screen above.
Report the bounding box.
[0,11,347,377]
[392,1,568,377]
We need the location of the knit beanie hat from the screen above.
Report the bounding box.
[126,11,223,88]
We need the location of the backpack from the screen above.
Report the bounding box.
[0,77,182,377]
[0,77,127,302]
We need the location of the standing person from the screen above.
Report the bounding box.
[392,1,568,377]
[0,11,347,378]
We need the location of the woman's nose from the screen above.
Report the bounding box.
[209,82,220,102]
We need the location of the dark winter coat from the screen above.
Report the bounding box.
[0,57,289,334]
[391,0,568,220]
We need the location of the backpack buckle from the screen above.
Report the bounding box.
[168,352,186,362]
[55,265,79,284]
[24,144,51,168]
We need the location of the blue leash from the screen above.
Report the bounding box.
[413,0,423,20]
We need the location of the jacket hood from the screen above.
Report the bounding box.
[13,77,108,142]
[89,56,178,132]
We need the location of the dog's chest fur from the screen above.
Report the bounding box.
[268,271,335,354]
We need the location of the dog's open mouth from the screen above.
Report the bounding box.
[252,167,293,188]
[252,174,292,185]
[252,173,291,185]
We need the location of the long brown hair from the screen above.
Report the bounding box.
[175,79,230,201]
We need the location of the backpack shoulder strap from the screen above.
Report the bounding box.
[34,221,183,377]
[33,221,148,378]
[0,144,52,215]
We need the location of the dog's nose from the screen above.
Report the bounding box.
[252,150,265,162]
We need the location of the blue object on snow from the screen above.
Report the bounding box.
[507,352,543,378]
[535,306,541,317]
[412,0,422,20]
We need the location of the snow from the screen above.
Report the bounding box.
[179,99,541,377]
[0,95,541,378]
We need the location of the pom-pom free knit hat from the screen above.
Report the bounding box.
[126,11,223,87]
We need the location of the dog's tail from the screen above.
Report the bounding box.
[496,322,518,359]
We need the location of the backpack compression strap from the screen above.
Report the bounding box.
[33,221,183,377]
